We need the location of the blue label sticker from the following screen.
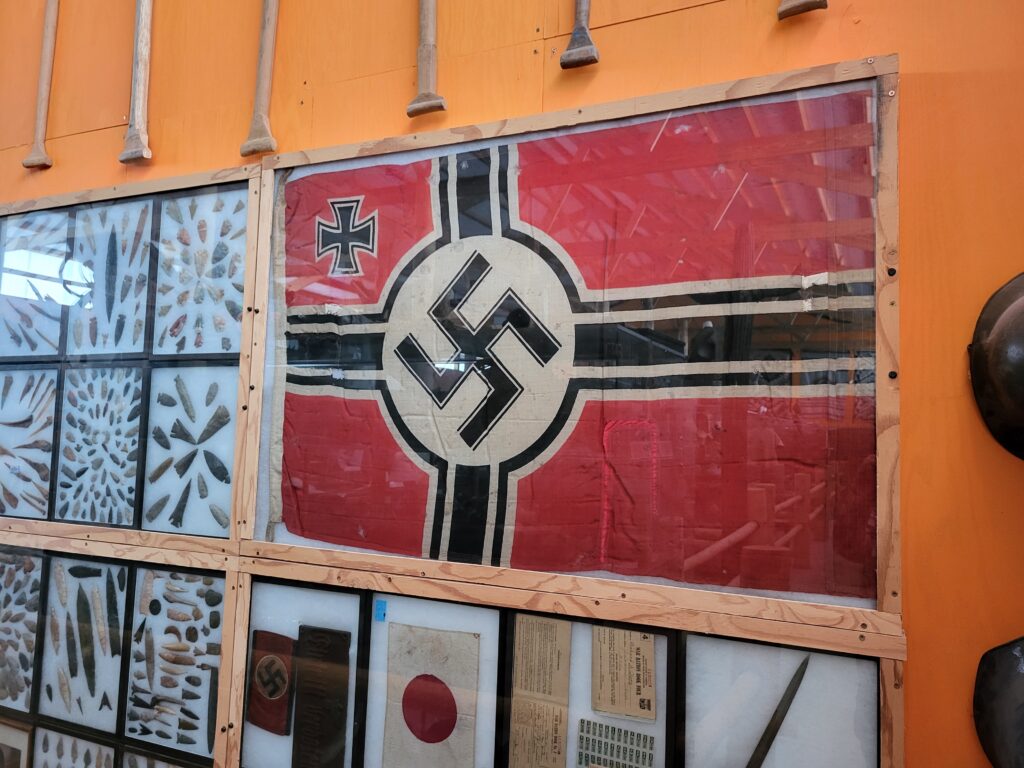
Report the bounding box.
[373,599,387,622]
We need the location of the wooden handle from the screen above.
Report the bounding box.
[22,0,59,169]
[407,0,446,117]
[778,0,828,20]
[560,0,599,69]
[119,0,154,163]
[241,0,280,155]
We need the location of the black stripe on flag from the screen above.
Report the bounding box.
[455,149,493,238]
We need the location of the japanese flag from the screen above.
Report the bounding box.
[382,623,480,767]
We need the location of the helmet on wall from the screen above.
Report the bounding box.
[974,636,1024,767]
[969,273,1024,460]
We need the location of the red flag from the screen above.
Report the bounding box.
[276,86,878,600]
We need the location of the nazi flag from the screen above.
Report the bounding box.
[272,85,878,601]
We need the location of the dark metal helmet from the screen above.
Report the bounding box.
[974,636,1024,768]
[969,274,1024,460]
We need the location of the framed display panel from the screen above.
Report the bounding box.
[0,180,253,539]
[364,594,502,768]
[0,717,32,768]
[34,726,115,768]
[508,613,676,768]
[683,635,878,768]
[240,579,368,768]
[0,544,227,768]
[0,548,44,713]
[229,575,880,766]
[247,60,900,624]
[0,57,903,768]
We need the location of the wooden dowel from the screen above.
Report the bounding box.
[407,0,446,117]
[775,524,803,548]
[794,472,812,522]
[240,0,279,156]
[22,0,59,169]
[778,0,828,20]
[560,0,599,69]
[775,495,801,514]
[683,522,759,572]
[119,0,154,163]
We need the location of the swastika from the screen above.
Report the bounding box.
[255,654,289,700]
[395,251,561,449]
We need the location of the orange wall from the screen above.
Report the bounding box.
[2,1,1023,764]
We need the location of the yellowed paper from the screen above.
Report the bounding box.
[591,627,656,720]
[382,623,479,768]
[509,615,572,768]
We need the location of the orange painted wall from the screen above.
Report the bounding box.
[1,1,1022,765]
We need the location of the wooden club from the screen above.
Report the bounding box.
[560,0,599,69]
[777,0,828,20]
[120,0,154,163]
[22,0,59,169]
[407,0,446,117]
[241,0,280,156]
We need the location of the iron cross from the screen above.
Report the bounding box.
[315,197,378,275]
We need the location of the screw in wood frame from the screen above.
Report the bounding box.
[777,0,829,20]
[240,0,280,156]
[22,0,59,169]
[119,0,154,163]
[407,0,447,117]
[560,0,599,69]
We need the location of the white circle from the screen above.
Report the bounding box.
[382,235,574,466]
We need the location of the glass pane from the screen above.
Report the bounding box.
[0,211,69,358]
[33,727,115,768]
[363,594,500,768]
[142,365,239,537]
[240,581,362,768]
[154,189,247,355]
[509,614,669,768]
[257,83,879,606]
[0,368,57,519]
[124,567,225,759]
[0,548,43,711]
[66,199,153,356]
[55,366,143,526]
[685,635,878,767]
[38,557,128,732]
[123,755,188,768]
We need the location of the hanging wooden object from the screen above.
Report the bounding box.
[241,0,280,156]
[777,0,828,20]
[22,0,60,169]
[560,0,599,69]
[120,0,154,162]
[407,0,446,117]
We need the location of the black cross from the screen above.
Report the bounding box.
[315,198,377,275]
[395,251,560,449]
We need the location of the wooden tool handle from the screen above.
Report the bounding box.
[778,0,829,20]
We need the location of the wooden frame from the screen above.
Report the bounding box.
[264,55,898,170]
[0,56,903,768]
[0,716,32,768]
[247,51,903,646]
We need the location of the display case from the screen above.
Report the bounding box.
[0,57,903,768]
[0,544,225,768]
[0,184,249,537]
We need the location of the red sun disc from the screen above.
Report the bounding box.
[402,673,458,744]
